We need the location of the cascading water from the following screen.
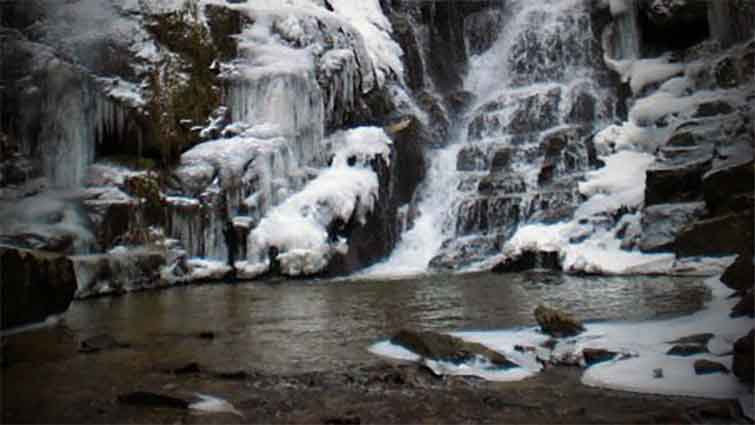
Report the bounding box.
[366,0,618,274]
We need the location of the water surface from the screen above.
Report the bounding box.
[22,271,708,374]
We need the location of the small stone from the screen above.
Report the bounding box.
[117,392,189,409]
[653,368,664,379]
[198,331,215,340]
[173,362,201,375]
[667,333,715,346]
[694,359,729,375]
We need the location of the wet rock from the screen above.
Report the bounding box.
[429,234,502,271]
[79,334,130,353]
[666,344,707,357]
[490,148,514,172]
[674,210,754,258]
[694,100,735,118]
[534,305,584,338]
[702,159,754,216]
[457,146,488,171]
[492,250,562,273]
[733,330,754,383]
[0,247,77,329]
[721,254,754,292]
[582,348,618,367]
[638,202,706,253]
[694,359,729,375]
[478,173,526,195]
[390,329,517,368]
[668,333,715,346]
[730,291,754,318]
[644,158,711,206]
[117,391,189,409]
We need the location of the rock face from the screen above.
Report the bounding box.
[732,330,754,383]
[693,359,729,375]
[534,305,585,338]
[390,329,517,368]
[0,247,77,329]
[721,254,755,292]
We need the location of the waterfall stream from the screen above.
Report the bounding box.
[365,0,616,275]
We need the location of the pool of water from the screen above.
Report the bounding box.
[5,271,709,374]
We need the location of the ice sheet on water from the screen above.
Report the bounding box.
[370,277,752,402]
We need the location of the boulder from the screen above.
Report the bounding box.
[533,305,585,338]
[390,329,517,368]
[721,253,754,292]
[456,146,488,171]
[0,247,77,329]
[638,202,706,253]
[733,330,754,383]
[694,359,729,375]
[674,210,754,257]
[71,251,166,299]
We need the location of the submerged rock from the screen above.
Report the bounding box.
[79,334,130,353]
[390,329,517,369]
[0,247,77,329]
[533,305,584,338]
[667,333,715,346]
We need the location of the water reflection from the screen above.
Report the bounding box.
[15,272,709,374]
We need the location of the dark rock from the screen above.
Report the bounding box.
[666,344,707,357]
[0,247,77,329]
[638,202,706,253]
[464,8,504,55]
[644,158,711,206]
[694,100,735,118]
[492,250,562,273]
[733,330,754,383]
[490,148,513,172]
[173,362,201,374]
[730,291,754,318]
[117,392,189,409]
[79,334,130,353]
[582,348,618,366]
[390,329,517,369]
[322,414,361,425]
[639,0,710,52]
[478,173,526,196]
[213,370,250,380]
[674,210,754,258]
[72,251,166,299]
[694,359,729,375]
[702,160,754,216]
[428,234,502,271]
[533,305,585,338]
[721,254,755,292]
[457,146,488,171]
[667,333,715,346]
[198,331,215,339]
